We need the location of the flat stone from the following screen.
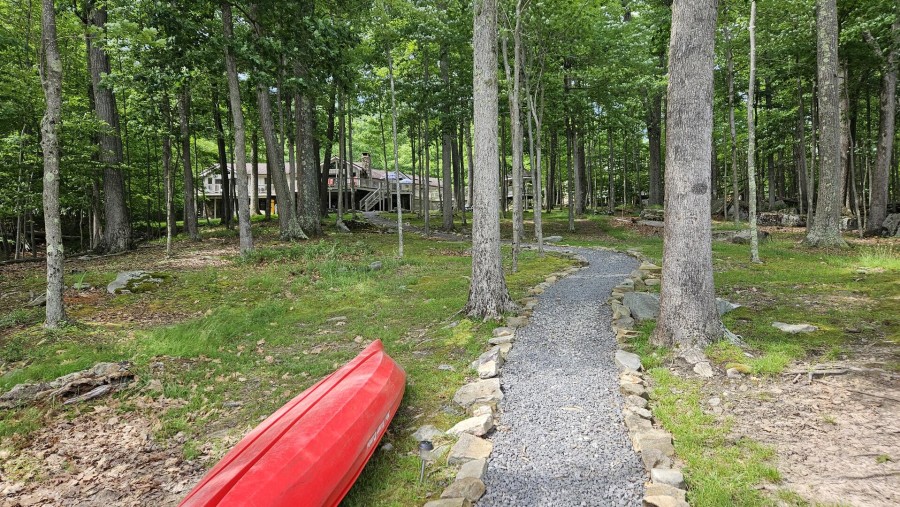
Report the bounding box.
[624,394,649,409]
[630,269,646,281]
[650,468,686,489]
[726,368,744,378]
[641,448,673,471]
[447,414,494,437]
[424,444,450,462]
[492,327,514,337]
[615,350,643,371]
[453,379,503,409]
[625,406,653,419]
[621,382,648,398]
[368,261,383,271]
[476,360,498,379]
[624,412,653,432]
[611,302,631,320]
[456,458,488,481]
[471,347,503,373]
[645,483,687,501]
[107,270,168,294]
[498,343,512,359]
[623,292,660,321]
[506,316,528,329]
[613,316,636,329]
[544,235,563,243]
[424,499,471,507]
[448,433,493,465]
[693,361,714,378]
[639,261,662,274]
[643,495,689,507]
[772,321,818,334]
[441,477,486,502]
[632,430,674,456]
[472,404,494,418]
[488,335,514,345]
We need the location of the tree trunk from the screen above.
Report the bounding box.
[178,84,199,240]
[87,2,130,253]
[651,0,722,353]
[796,74,808,215]
[295,66,322,236]
[221,2,253,254]
[387,40,404,256]
[765,79,776,209]
[440,32,454,231]
[647,90,663,206]
[865,21,898,236]
[39,0,66,327]
[212,85,232,226]
[162,101,175,257]
[747,0,761,263]
[726,18,740,223]
[607,127,615,214]
[466,0,513,319]
[501,27,523,273]
[806,0,847,247]
[321,88,337,215]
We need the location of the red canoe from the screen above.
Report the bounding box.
[180,340,406,507]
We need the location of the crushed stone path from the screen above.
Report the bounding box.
[361,212,647,505]
[478,247,645,506]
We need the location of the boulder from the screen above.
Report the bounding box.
[639,220,665,229]
[716,298,740,315]
[641,448,673,471]
[645,483,687,501]
[441,477,486,502]
[368,261,383,271]
[544,235,563,243]
[693,361,714,378]
[711,229,770,244]
[640,208,665,221]
[632,429,674,456]
[772,322,818,334]
[781,213,804,227]
[624,395,649,409]
[615,350,643,372]
[412,425,445,442]
[840,216,859,231]
[623,292,660,321]
[448,433,493,465]
[447,414,494,437]
[757,212,781,226]
[882,214,900,236]
[624,412,652,432]
[471,346,503,379]
[453,379,503,410]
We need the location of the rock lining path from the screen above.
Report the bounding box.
[362,213,647,505]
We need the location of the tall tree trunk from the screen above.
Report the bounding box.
[806,0,847,247]
[765,78,776,209]
[501,26,523,273]
[387,39,404,256]
[726,17,740,223]
[295,66,322,236]
[647,89,663,206]
[178,84,200,240]
[162,101,175,257]
[221,2,253,254]
[747,0,761,263]
[565,117,574,230]
[212,85,232,226]
[466,0,513,318]
[797,75,808,215]
[87,2,130,253]
[607,127,615,214]
[321,88,337,215]
[39,0,66,327]
[440,44,454,231]
[524,53,544,253]
[652,0,721,353]
[337,94,346,227]
[864,21,898,235]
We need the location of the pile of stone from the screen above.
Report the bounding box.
[757,211,805,228]
[422,260,587,506]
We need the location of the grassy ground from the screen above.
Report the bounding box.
[0,218,572,506]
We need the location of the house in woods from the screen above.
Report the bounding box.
[504,173,536,210]
[200,153,443,218]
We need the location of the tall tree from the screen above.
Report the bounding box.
[178,85,200,240]
[222,2,254,255]
[39,0,66,327]
[864,18,898,235]
[652,0,721,353]
[747,0,761,262]
[466,0,513,319]
[501,3,523,273]
[806,0,847,247]
[87,1,131,252]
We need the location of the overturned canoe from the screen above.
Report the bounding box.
[180,340,406,507]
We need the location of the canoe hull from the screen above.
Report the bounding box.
[180,340,406,507]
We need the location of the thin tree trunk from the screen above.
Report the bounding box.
[648,87,663,206]
[747,0,761,263]
[806,0,847,247]
[607,127,615,214]
[39,0,66,327]
[726,16,740,223]
[466,0,513,318]
[321,88,336,215]
[652,0,721,352]
[501,27,522,273]
[162,101,175,257]
[221,2,253,254]
[178,84,199,240]
[864,21,898,235]
[295,64,322,236]
[387,41,404,256]
[440,47,454,231]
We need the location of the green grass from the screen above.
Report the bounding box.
[0,219,571,506]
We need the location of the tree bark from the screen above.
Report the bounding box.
[607,127,615,214]
[440,44,454,231]
[87,2,130,253]
[501,26,523,273]
[221,2,254,254]
[864,22,898,235]
[387,40,404,256]
[647,89,663,206]
[466,0,514,319]
[726,16,740,223]
[747,0,761,262]
[162,100,175,257]
[39,0,66,327]
[295,65,322,236]
[178,84,199,240]
[651,0,721,352]
[806,0,847,247]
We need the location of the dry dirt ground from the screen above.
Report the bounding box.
[706,359,900,507]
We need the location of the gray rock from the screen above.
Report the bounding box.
[757,212,781,226]
[650,468,686,489]
[544,235,563,243]
[772,321,818,334]
[781,213,804,227]
[639,220,665,229]
[506,316,528,329]
[644,495,689,507]
[471,347,503,379]
[708,397,721,407]
[641,448,673,471]
[107,271,168,294]
[424,499,471,507]
[613,316,636,330]
[726,368,744,378]
[453,379,503,409]
[625,405,653,419]
[441,477,486,502]
[624,394,649,409]
[645,483,687,501]
[448,433,493,465]
[497,343,513,360]
[412,425,444,442]
[447,414,494,437]
[456,458,488,481]
[615,350,643,371]
[488,335,514,345]
[639,261,662,274]
[621,382,648,399]
[716,298,740,315]
[645,278,660,287]
[492,327,514,338]
[712,229,771,244]
[632,429,674,456]
[623,292,660,321]
[882,213,900,236]
[640,208,665,221]
[26,293,47,307]
[368,261,383,271]
[693,361,714,378]
[624,412,652,432]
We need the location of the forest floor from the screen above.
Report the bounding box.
[0,211,897,507]
[0,218,572,506]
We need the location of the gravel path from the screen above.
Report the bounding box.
[479,247,646,506]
